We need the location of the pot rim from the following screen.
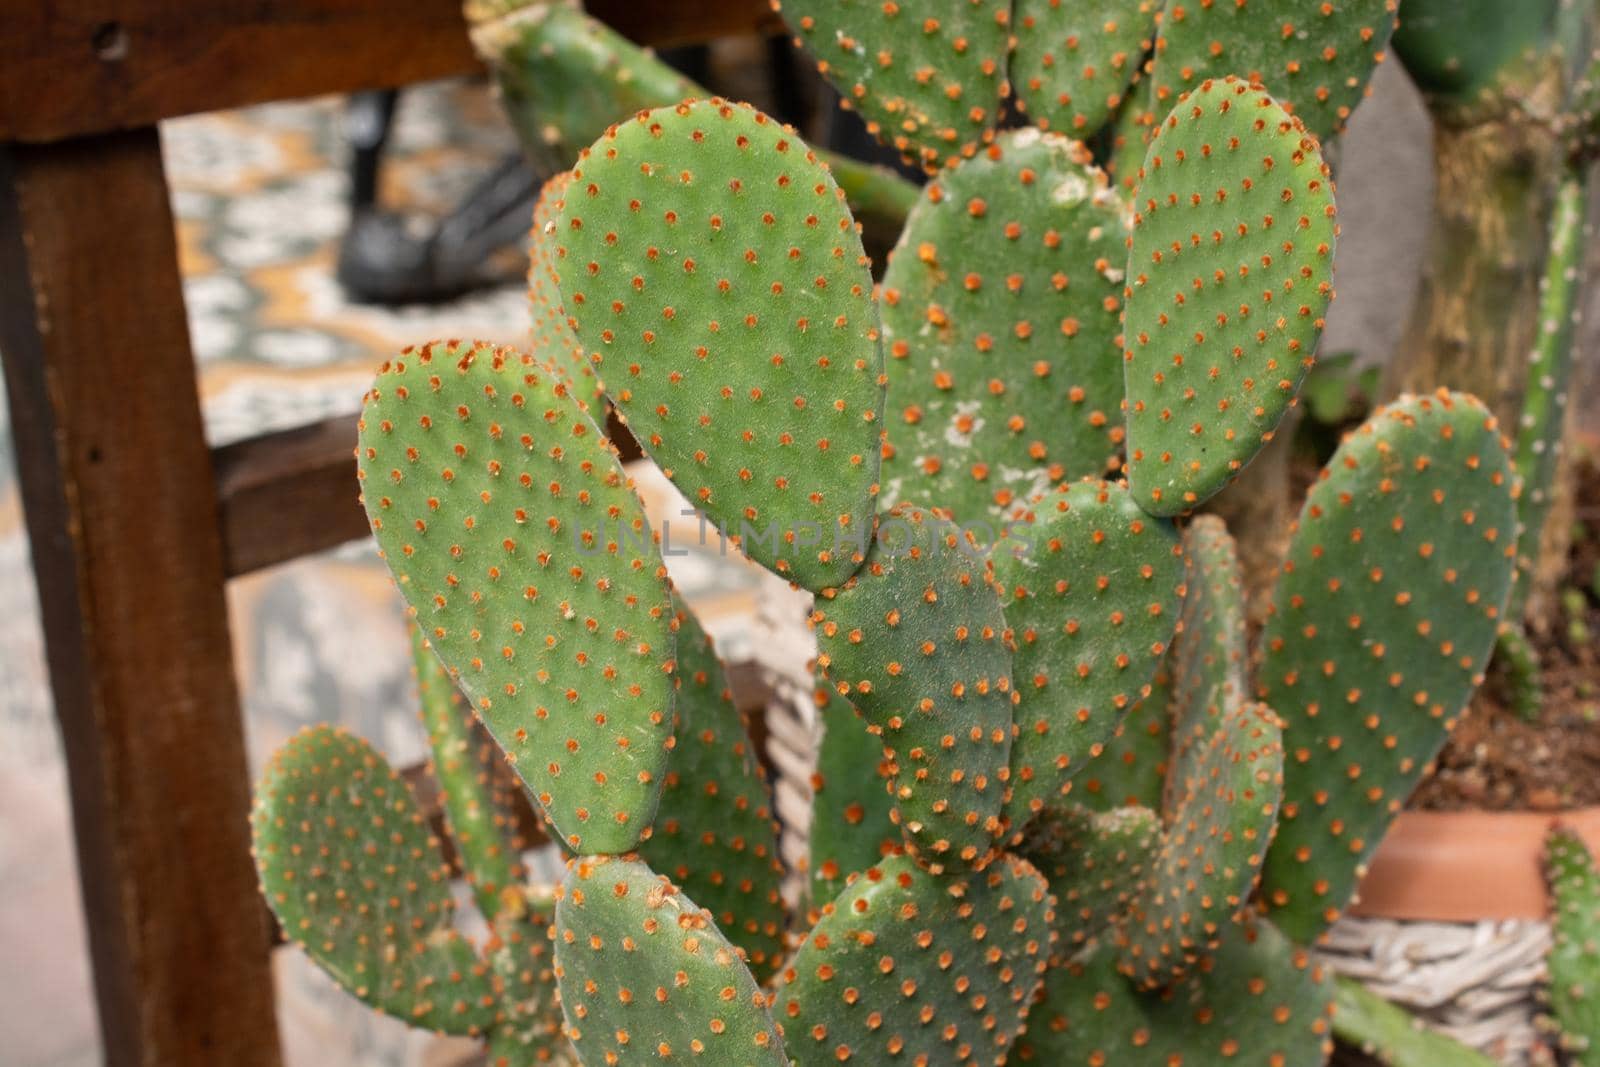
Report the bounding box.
[1347,806,1600,922]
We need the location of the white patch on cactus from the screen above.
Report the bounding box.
[943,401,984,448]
[1051,171,1090,205]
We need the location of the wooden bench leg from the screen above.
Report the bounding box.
[0,128,281,1067]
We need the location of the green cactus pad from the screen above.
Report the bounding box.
[1119,700,1284,988]
[1164,515,1249,809]
[773,0,1011,171]
[807,673,900,909]
[776,851,1055,1066]
[989,480,1183,820]
[1011,0,1158,137]
[1390,0,1553,102]
[529,173,597,406]
[1013,918,1333,1065]
[1330,975,1500,1067]
[358,340,676,854]
[554,99,885,591]
[879,131,1128,525]
[1122,77,1337,516]
[1018,804,1159,954]
[1258,391,1518,943]
[485,887,570,1065]
[411,623,525,921]
[637,599,787,977]
[252,726,497,1034]
[553,855,788,1065]
[1074,661,1173,812]
[1546,826,1600,1065]
[1147,0,1399,144]
[813,505,1016,871]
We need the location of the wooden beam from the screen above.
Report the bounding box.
[0,129,281,1067]
[216,408,644,577]
[0,0,777,144]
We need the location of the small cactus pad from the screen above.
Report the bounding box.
[554,99,885,590]
[1119,700,1285,988]
[776,851,1055,1066]
[1013,917,1333,1065]
[410,624,525,920]
[553,855,788,1065]
[879,130,1128,524]
[1122,78,1337,516]
[1258,391,1517,943]
[638,599,787,977]
[1019,804,1159,954]
[529,173,597,406]
[813,506,1016,870]
[773,0,1011,171]
[252,726,497,1034]
[1074,661,1173,812]
[485,887,570,1065]
[1011,0,1158,137]
[807,672,901,908]
[1546,826,1600,1065]
[1164,515,1249,809]
[1147,0,1399,144]
[358,340,676,854]
[989,480,1183,819]
[1390,0,1546,102]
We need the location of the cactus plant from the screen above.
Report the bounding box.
[1545,826,1600,1064]
[255,8,1533,1053]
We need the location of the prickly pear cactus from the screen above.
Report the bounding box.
[773,0,1011,170]
[1011,0,1159,137]
[1259,391,1518,942]
[554,99,885,591]
[1122,77,1337,515]
[552,855,788,1065]
[252,726,498,1034]
[806,674,900,908]
[358,340,677,854]
[1019,804,1159,953]
[638,600,787,976]
[1546,826,1600,1065]
[813,505,1016,871]
[879,130,1128,524]
[776,851,1055,1066]
[1118,700,1284,988]
[989,479,1183,820]
[1147,0,1399,144]
[485,887,570,1066]
[1014,917,1334,1065]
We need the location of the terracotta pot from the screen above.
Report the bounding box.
[1348,807,1600,921]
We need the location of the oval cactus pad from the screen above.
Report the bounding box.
[880,130,1128,525]
[1258,391,1517,943]
[773,0,1011,171]
[555,99,885,591]
[1122,77,1337,515]
[991,480,1183,820]
[358,340,676,855]
[777,851,1055,1066]
[813,505,1017,871]
[554,855,788,1065]
[252,726,497,1034]
[1012,0,1159,137]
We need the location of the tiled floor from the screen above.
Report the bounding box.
[0,78,765,1067]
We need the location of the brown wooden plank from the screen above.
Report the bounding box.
[0,0,777,144]
[217,406,644,577]
[0,129,280,1066]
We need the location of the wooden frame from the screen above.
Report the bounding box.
[0,3,771,1064]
